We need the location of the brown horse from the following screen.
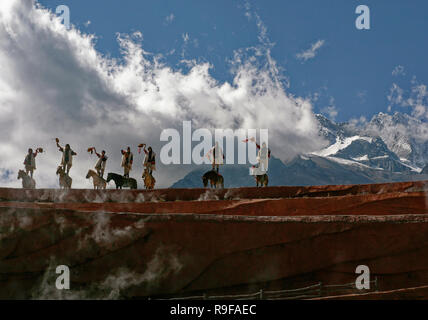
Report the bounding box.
[142,168,156,190]
[202,170,224,188]
[17,170,36,189]
[86,169,106,190]
[255,173,268,187]
[56,166,72,189]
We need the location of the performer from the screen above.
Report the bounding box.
[244,137,271,172]
[121,146,133,178]
[23,148,39,178]
[140,144,156,175]
[206,142,224,174]
[56,138,76,176]
[89,147,108,178]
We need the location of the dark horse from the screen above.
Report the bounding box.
[255,173,268,187]
[106,173,137,189]
[202,170,224,188]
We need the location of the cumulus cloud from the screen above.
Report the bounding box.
[387,79,428,120]
[320,97,338,120]
[0,0,326,189]
[387,83,404,110]
[321,106,338,121]
[165,13,175,25]
[296,40,325,62]
[357,90,367,104]
[392,65,405,76]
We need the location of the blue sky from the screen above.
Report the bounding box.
[37,0,428,122]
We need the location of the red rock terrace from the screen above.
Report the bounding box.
[1,180,428,299]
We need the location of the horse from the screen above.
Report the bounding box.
[86,169,106,190]
[202,170,224,189]
[106,172,137,190]
[56,166,72,189]
[255,173,269,187]
[142,168,156,190]
[17,170,36,189]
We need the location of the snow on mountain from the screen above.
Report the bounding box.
[312,112,426,173]
[364,112,428,168]
[170,111,428,188]
[312,136,373,157]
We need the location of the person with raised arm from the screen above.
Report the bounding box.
[141,144,156,175]
[23,148,41,178]
[56,138,76,176]
[88,147,108,178]
[244,137,271,173]
[121,146,133,178]
[206,141,224,174]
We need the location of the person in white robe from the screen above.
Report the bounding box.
[56,140,77,176]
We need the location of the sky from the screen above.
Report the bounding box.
[0,0,427,189]
[37,0,428,121]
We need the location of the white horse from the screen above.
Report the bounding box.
[86,169,106,190]
[56,166,72,189]
[17,170,36,189]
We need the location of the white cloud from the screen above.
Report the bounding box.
[357,90,367,104]
[0,0,326,189]
[321,97,338,120]
[392,65,405,76]
[387,83,404,108]
[165,13,175,25]
[387,79,428,120]
[321,106,338,120]
[182,32,189,43]
[296,40,325,62]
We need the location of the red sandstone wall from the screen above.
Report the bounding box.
[0,181,427,299]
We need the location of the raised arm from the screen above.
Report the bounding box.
[205,147,213,159]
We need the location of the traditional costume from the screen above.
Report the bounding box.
[121,150,133,177]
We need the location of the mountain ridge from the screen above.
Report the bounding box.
[171,111,428,188]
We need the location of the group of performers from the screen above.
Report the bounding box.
[206,138,271,175]
[23,139,156,184]
[119,143,156,179]
[22,137,270,187]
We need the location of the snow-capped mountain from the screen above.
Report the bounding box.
[171,111,428,188]
[365,112,428,169]
[312,113,426,174]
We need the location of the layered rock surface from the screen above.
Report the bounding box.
[0,181,427,299]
